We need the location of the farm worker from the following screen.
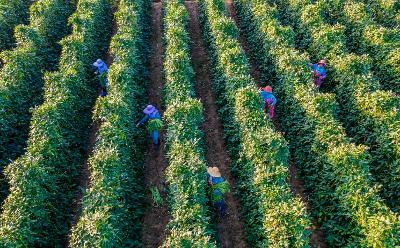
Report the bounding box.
[207,167,230,217]
[309,60,327,88]
[259,85,276,119]
[93,59,108,97]
[136,105,162,146]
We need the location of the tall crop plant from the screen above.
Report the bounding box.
[274,0,400,211]
[0,0,72,204]
[0,0,112,246]
[161,1,217,246]
[69,0,150,246]
[234,0,400,246]
[356,0,399,28]
[319,0,400,94]
[0,0,32,50]
[198,0,311,246]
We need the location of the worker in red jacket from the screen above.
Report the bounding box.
[259,85,277,119]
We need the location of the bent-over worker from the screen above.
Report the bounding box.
[137,104,162,146]
[207,167,230,217]
[259,85,277,119]
[309,60,327,88]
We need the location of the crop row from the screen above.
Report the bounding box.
[69,0,150,246]
[0,0,112,246]
[357,0,399,28]
[275,0,400,210]
[0,0,32,50]
[199,0,311,246]
[161,0,216,246]
[0,0,72,203]
[323,0,400,94]
[234,0,400,246]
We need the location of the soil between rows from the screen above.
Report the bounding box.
[185,2,248,247]
[140,2,170,247]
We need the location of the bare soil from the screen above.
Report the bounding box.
[185,2,248,247]
[140,2,170,247]
[224,1,327,247]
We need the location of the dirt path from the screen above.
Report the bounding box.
[185,2,248,247]
[140,2,170,247]
[224,1,326,247]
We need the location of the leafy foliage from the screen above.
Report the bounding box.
[0,0,112,246]
[276,0,400,211]
[0,0,32,50]
[234,0,400,246]
[0,0,72,204]
[320,0,400,94]
[69,0,149,246]
[161,0,216,246]
[199,0,311,246]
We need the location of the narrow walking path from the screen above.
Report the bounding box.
[224,0,327,247]
[141,2,170,247]
[185,2,248,247]
[66,7,118,247]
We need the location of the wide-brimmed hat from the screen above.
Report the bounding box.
[262,85,273,93]
[93,59,105,67]
[143,105,157,115]
[207,167,221,177]
[318,59,326,66]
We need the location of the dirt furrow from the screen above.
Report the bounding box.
[185,2,248,247]
[140,2,170,247]
[224,0,327,247]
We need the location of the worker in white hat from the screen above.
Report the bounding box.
[207,167,230,217]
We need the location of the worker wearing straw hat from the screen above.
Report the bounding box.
[259,85,277,119]
[93,59,109,97]
[136,104,162,146]
[309,60,327,89]
[207,167,230,217]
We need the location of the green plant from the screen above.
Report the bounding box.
[161,1,217,246]
[68,0,149,246]
[274,0,400,211]
[234,0,400,246]
[0,0,112,246]
[0,0,72,205]
[0,0,32,50]
[198,0,311,246]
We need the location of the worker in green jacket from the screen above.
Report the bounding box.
[207,167,230,217]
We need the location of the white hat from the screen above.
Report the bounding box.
[207,167,221,177]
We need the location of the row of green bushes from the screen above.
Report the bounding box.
[275,0,400,211]
[234,0,400,246]
[0,0,32,50]
[357,0,399,28]
[161,0,216,246]
[0,0,72,204]
[69,0,149,246]
[0,0,112,246]
[320,0,400,94]
[199,0,311,246]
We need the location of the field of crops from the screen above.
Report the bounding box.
[0,0,399,247]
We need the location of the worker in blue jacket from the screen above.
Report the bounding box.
[93,59,108,97]
[309,60,327,88]
[137,105,162,146]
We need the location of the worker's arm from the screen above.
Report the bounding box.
[137,114,150,126]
